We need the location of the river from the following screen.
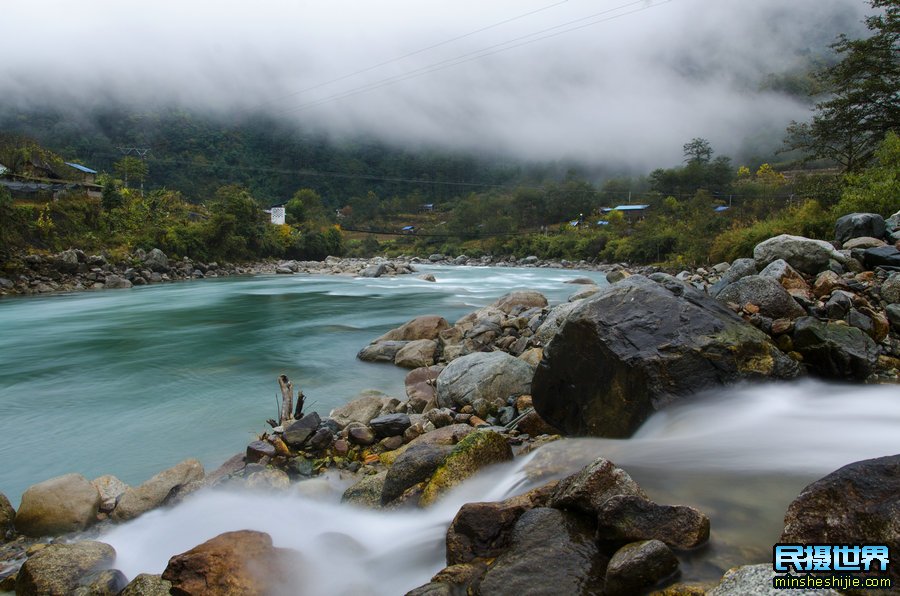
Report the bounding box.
[2,266,899,593]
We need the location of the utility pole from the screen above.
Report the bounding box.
[116,146,151,197]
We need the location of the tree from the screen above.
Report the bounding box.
[784,0,899,170]
[114,156,148,189]
[683,138,713,164]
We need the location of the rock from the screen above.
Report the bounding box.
[533,301,583,346]
[144,248,169,272]
[709,258,757,297]
[813,270,844,298]
[605,540,679,596]
[707,563,840,596]
[780,454,900,588]
[15,474,100,537]
[436,352,533,410]
[549,457,646,514]
[243,468,291,490]
[162,530,293,596]
[15,541,117,596]
[407,423,474,448]
[424,407,455,428]
[429,253,445,262]
[359,263,387,277]
[330,393,398,428]
[308,427,333,451]
[357,340,408,363]
[716,275,806,319]
[825,290,853,320]
[381,444,452,505]
[759,259,812,297]
[342,471,388,508]
[887,304,900,331]
[91,475,128,514]
[446,483,555,565]
[375,315,450,342]
[835,212,886,244]
[394,339,437,369]
[596,495,710,548]
[370,413,412,438]
[347,425,376,446]
[103,274,133,289]
[54,249,81,273]
[753,234,845,275]
[792,317,879,379]
[405,366,443,413]
[515,409,560,436]
[112,459,204,522]
[119,574,173,595]
[72,569,128,595]
[844,236,887,250]
[533,276,801,438]
[0,492,14,536]
[245,440,276,462]
[864,246,900,269]
[606,270,632,284]
[569,286,600,301]
[418,274,436,282]
[493,291,548,314]
[518,347,543,368]
[882,272,900,304]
[478,508,607,596]
[566,277,597,285]
[283,412,322,447]
[420,431,513,506]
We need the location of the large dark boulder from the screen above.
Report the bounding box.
[835,213,886,244]
[716,275,806,319]
[791,317,879,379]
[864,246,900,270]
[781,455,900,591]
[532,276,801,438]
[709,257,757,297]
[478,508,607,596]
[381,444,452,505]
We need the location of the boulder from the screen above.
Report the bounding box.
[330,393,398,428]
[759,259,812,297]
[606,270,632,284]
[15,474,100,537]
[15,541,117,596]
[112,459,204,522]
[792,317,879,379]
[835,212,886,244]
[342,471,388,508]
[119,574,173,595]
[549,457,646,514]
[533,301,584,346]
[864,246,900,269]
[420,431,513,506]
[370,413,411,438]
[753,234,845,275]
[781,454,900,588]
[144,248,170,272]
[492,291,548,315]
[596,494,710,549]
[446,483,556,565]
[243,468,291,491]
[716,275,806,319]
[283,412,322,447]
[844,236,887,250]
[103,274,133,289]
[162,530,294,596]
[569,286,600,301]
[375,315,450,342]
[813,270,844,298]
[532,276,801,438]
[888,304,900,331]
[478,508,607,596]
[357,340,408,363]
[405,366,443,413]
[709,258,757,297]
[605,540,679,596]
[394,339,437,369]
[881,272,900,304]
[91,475,129,514]
[347,425,376,446]
[436,352,533,410]
[708,564,840,595]
[359,264,387,278]
[246,440,275,462]
[0,492,14,536]
[381,444,452,505]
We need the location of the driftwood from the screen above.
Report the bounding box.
[294,387,305,420]
[278,375,293,424]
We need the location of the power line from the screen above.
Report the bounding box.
[279,0,675,115]
[261,0,571,106]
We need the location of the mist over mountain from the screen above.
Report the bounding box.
[1,0,869,169]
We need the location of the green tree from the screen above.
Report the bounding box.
[784,0,899,170]
[834,131,900,216]
[683,138,713,164]
[114,156,148,189]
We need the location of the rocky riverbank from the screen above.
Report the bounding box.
[1,211,898,594]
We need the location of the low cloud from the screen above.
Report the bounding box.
[1,0,869,167]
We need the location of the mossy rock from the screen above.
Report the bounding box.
[419,431,513,507]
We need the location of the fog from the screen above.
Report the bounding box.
[1,0,869,166]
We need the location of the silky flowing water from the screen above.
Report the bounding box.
[2,267,899,594]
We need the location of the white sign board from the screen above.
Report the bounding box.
[271,207,286,225]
